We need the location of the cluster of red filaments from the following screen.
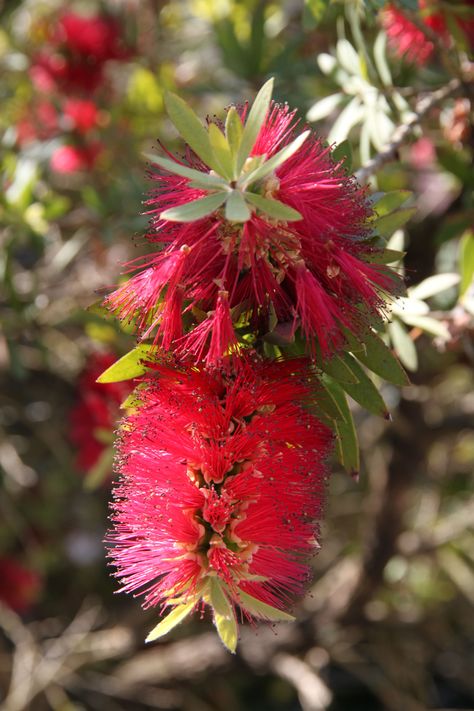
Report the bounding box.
[108,359,331,617]
[106,103,399,365]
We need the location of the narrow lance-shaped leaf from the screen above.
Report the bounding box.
[372,190,412,218]
[236,588,295,622]
[332,139,353,172]
[323,378,360,476]
[209,578,238,653]
[145,600,196,643]
[96,344,156,383]
[351,330,409,386]
[236,77,274,175]
[164,91,219,173]
[460,230,474,298]
[388,319,418,371]
[245,193,302,221]
[339,353,390,418]
[144,153,228,190]
[225,107,244,173]
[225,190,251,222]
[161,192,227,222]
[208,123,234,180]
[241,131,310,188]
[375,207,417,238]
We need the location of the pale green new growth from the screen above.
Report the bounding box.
[150,78,304,225]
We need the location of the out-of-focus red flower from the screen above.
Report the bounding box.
[63,99,99,133]
[409,137,436,169]
[50,142,103,174]
[30,11,132,94]
[16,101,58,145]
[107,359,331,647]
[381,0,474,65]
[57,12,131,63]
[69,353,131,472]
[0,557,41,613]
[106,103,400,365]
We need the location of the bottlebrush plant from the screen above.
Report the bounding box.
[97,78,411,652]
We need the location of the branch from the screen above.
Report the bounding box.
[356,78,460,182]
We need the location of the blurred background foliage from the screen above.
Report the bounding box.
[0,0,473,709]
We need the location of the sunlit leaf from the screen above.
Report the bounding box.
[225,190,251,222]
[210,578,238,653]
[236,78,274,174]
[236,589,295,621]
[339,354,389,418]
[164,91,218,172]
[352,330,409,386]
[375,207,416,237]
[241,131,310,187]
[388,319,417,371]
[460,230,474,298]
[144,154,227,189]
[372,190,412,218]
[160,192,227,222]
[96,344,156,383]
[145,601,196,643]
[208,123,234,180]
[307,93,344,122]
[245,193,302,221]
[409,273,460,300]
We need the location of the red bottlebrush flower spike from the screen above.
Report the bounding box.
[107,358,331,652]
[105,80,401,364]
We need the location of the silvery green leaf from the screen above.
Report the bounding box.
[317,53,337,75]
[328,97,365,144]
[160,192,227,222]
[307,93,344,122]
[145,154,228,190]
[388,320,417,371]
[386,230,405,252]
[245,193,302,221]
[240,131,310,187]
[400,315,451,340]
[208,123,234,180]
[225,190,251,222]
[146,601,196,643]
[409,273,460,300]
[164,91,219,172]
[373,32,392,86]
[367,106,394,151]
[225,107,243,167]
[236,78,274,174]
[392,296,429,317]
[336,39,361,76]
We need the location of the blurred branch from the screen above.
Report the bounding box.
[356,78,461,182]
[270,653,332,711]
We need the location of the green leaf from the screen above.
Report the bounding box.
[409,273,460,300]
[210,578,238,653]
[160,192,227,222]
[236,78,274,174]
[328,97,365,145]
[321,353,359,384]
[339,354,389,418]
[145,600,196,643]
[241,131,310,187]
[372,190,412,217]
[208,123,234,180]
[373,31,392,86]
[352,330,409,386]
[245,193,302,221]
[375,207,416,237]
[236,589,295,622]
[313,375,350,422]
[460,230,474,298]
[304,0,329,24]
[323,379,359,476]
[369,248,406,265]
[400,314,451,340]
[332,139,353,172]
[84,445,113,490]
[96,344,156,383]
[164,91,218,172]
[225,107,244,167]
[144,154,227,190]
[307,93,344,122]
[225,191,251,222]
[388,319,417,371]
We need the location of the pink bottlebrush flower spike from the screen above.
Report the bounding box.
[107,358,331,652]
[105,78,401,365]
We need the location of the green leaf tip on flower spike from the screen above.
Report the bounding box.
[163,90,220,173]
[246,193,302,221]
[239,130,310,189]
[160,192,227,222]
[144,153,228,190]
[96,344,156,383]
[145,599,196,643]
[236,77,274,175]
[235,589,295,622]
[209,578,238,653]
